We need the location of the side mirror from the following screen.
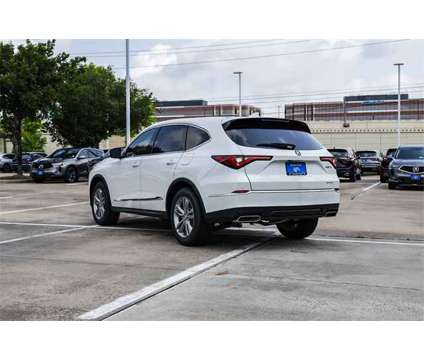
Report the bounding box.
[109,147,123,159]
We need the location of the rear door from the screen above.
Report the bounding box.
[223,118,334,191]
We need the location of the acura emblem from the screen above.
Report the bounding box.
[413,166,419,173]
[39,164,44,169]
[295,150,301,156]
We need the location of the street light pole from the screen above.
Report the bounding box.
[233,71,242,116]
[394,63,404,147]
[125,39,131,146]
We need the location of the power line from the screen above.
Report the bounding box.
[69,39,287,56]
[114,39,410,70]
[79,40,311,58]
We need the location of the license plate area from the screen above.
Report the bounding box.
[411,174,421,181]
[37,169,44,176]
[286,162,307,176]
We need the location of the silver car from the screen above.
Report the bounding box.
[0,153,15,172]
[388,145,424,189]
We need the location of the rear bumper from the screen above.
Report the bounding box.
[205,188,340,214]
[205,203,339,224]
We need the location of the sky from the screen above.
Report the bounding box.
[5,39,424,116]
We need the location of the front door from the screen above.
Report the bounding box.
[139,125,187,212]
[109,128,158,209]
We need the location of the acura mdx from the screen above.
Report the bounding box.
[89,117,340,245]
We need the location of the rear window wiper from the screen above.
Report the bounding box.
[256,143,296,150]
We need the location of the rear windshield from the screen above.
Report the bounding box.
[396,147,424,160]
[356,151,377,158]
[223,119,322,151]
[328,149,348,157]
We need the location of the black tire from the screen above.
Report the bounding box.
[2,163,11,172]
[380,175,387,183]
[349,170,356,182]
[388,181,397,190]
[33,178,45,183]
[64,166,78,183]
[276,218,319,240]
[356,168,362,180]
[170,187,209,246]
[91,181,120,225]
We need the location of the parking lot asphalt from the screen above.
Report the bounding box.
[0,176,423,320]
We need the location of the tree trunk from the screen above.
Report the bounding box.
[13,117,23,176]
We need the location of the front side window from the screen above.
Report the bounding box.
[125,128,158,157]
[152,125,187,153]
[186,126,210,150]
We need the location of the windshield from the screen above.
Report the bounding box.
[48,148,79,159]
[328,149,348,157]
[356,151,377,158]
[396,147,424,160]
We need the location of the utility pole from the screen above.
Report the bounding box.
[394,63,404,147]
[277,105,281,118]
[126,39,131,146]
[233,71,242,116]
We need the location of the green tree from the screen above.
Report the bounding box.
[21,119,47,152]
[110,80,156,137]
[45,63,156,147]
[0,40,79,174]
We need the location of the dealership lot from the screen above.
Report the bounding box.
[0,177,423,320]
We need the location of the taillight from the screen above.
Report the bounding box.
[320,156,337,169]
[212,155,272,169]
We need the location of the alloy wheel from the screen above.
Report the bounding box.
[173,196,195,238]
[93,188,106,220]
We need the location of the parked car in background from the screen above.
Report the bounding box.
[11,152,47,173]
[31,147,105,183]
[388,145,424,189]
[327,148,361,182]
[356,150,382,174]
[379,148,397,183]
[89,117,340,246]
[0,153,15,172]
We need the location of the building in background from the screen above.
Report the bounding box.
[284,94,424,152]
[285,94,423,122]
[155,99,262,121]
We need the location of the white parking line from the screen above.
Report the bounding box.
[350,181,382,200]
[0,226,97,245]
[78,239,271,321]
[309,236,424,247]
[0,221,171,233]
[0,201,89,215]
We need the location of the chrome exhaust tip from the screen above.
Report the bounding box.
[236,215,262,223]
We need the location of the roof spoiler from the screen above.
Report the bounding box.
[222,117,311,134]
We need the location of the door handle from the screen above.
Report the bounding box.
[166,161,176,166]
[131,163,140,168]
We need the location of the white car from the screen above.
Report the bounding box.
[89,117,340,245]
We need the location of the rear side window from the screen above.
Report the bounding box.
[186,126,210,150]
[152,125,187,153]
[224,119,322,151]
[126,128,158,157]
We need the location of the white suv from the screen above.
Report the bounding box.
[89,117,340,245]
